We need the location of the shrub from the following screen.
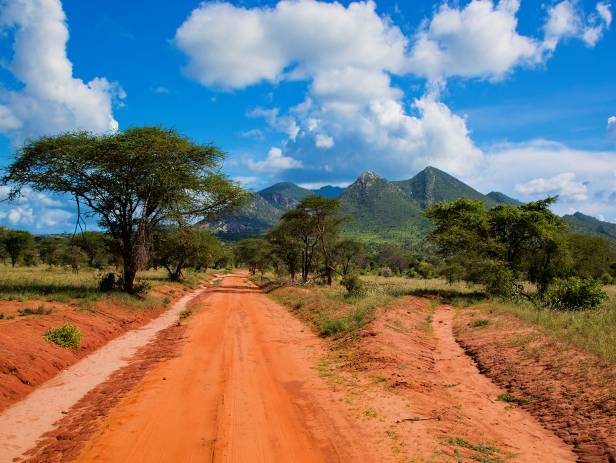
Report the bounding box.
[341,274,363,295]
[378,267,393,277]
[319,317,348,336]
[98,272,121,292]
[18,306,52,316]
[44,323,81,349]
[131,279,152,296]
[600,272,613,285]
[544,277,608,310]
[471,319,490,328]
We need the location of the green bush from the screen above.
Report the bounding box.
[44,322,81,349]
[98,272,121,292]
[341,274,363,295]
[544,277,608,310]
[600,272,613,285]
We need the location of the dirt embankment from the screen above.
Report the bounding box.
[455,308,616,463]
[0,283,193,413]
[272,287,574,462]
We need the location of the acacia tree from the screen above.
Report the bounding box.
[266,222,301,281]
[427,197,570,296]
[279,195,346,285]
[2,127,246,293]
[2,229,35,267]
[153,227,223,281]
[334,239,363,276]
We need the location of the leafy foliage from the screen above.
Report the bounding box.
[543,277,608,310]
[44,322,81,349]
[3,127,246,292]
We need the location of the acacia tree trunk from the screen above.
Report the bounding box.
[123,257,138,293]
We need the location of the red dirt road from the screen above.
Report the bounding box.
[76,274,379,463]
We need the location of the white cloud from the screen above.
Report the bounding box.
[175,0,612,201]
[38,208,72,228]
[232,176,260,189]
[246,147,303,173]
[544,0,612,51]
[468,140,616,219]
[315,134,334,149]
[515,172,588,201]
[248,107,300,141]
[407,0,541,82]
[608,116,616,141]
[0,0,124,145]
[6,205,33,225]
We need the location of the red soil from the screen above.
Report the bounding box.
[0,284,191,413]
[455,308,616,463]
[74,275,383,462]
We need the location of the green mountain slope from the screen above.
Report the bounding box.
[340,172,430,247]
[487,191,522,205]
[202,166,615,250]
[393,166,497,208]
[259,182,314,209]
[563,212,616,247]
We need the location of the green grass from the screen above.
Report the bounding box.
[471,319,490,328]
[496,393,533,406]
[44,322,81,349]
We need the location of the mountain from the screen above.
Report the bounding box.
[339,172,430,246]
[202,166,615,249]
[259,182,313,209]
[486,191,522,205]
[393,166,497,208]
[563,212,616,246]
[311,185,344,199]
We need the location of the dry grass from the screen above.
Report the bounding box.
[0,264,209,308]
[467,294,616,364]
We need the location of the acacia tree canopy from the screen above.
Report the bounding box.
[2,126,247,292]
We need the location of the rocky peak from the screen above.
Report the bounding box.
[355,171,382,189]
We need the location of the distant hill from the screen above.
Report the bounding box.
[311,185,344,199]
[486,191,522,205]
[563,212,616,247]
[201,166,616,249]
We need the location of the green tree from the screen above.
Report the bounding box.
[267,222,301,281]
[153,227,223,281]
[427,197,571,296]
[73,231,114,268]
[334,239,363,276]
[2,229,35,267]
[279,195,346,285]
[3,127,246,292]
[234,239,271,275]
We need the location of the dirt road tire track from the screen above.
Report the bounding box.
[75,274,381,463]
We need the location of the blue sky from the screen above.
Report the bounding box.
[0,0,615,233]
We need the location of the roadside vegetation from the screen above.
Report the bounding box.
[238,194,616,362]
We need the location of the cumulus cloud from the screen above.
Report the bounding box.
[608,116,616,141]
[175,0,611,186]
[0,186,74,230]
[0,0,123,145]
[246,147,303,174]
[544,0,612,51]
[407,0,541,82]
[515,172,588,201]
[466,140,616,220]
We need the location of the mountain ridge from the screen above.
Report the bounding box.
[201,166,615,248]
